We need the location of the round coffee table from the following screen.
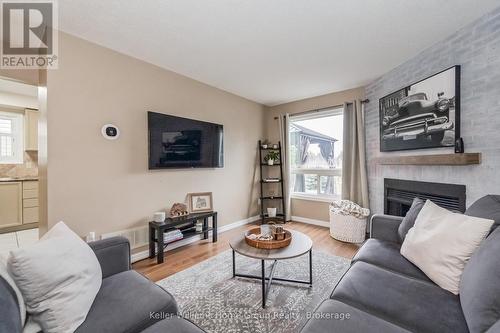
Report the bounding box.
[229,229,313,308]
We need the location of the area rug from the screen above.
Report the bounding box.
[157,250,350,333]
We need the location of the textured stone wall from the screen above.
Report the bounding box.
[365,7,500,213]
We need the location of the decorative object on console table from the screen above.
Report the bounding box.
[195,221,203,232]
[258,140,286,224]
[153,211,166,223]
[149,211,218,264]
[379,66,460,152]
[169,202,189,217]
[187,192,213,213]
[162,229,183,243]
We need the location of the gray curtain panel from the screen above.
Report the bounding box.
[318,141,335,194]
[293,134,310,193]
[279,114,292,221]
[341,100,369,209]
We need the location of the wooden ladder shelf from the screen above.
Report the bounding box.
[258,140,286,224]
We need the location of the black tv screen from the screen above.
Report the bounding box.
[148,112,223,169]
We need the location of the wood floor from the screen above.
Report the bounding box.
[133,221,360,282]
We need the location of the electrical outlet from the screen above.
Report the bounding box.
[257,198,261,205]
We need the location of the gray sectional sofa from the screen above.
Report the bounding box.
[301,195,500,333]
[0,236,204,333]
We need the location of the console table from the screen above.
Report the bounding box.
[149,211,217,264]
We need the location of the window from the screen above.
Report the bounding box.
[289,107,343,201]
[0,112,23,164]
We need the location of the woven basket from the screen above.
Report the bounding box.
[329,211,367,243]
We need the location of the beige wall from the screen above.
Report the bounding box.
[291,199,332,222]
[265,87,365,222]
[45,32,265,237]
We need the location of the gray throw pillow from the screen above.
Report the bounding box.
[465,195,500,234]
[460,226,500,332]
[398,197,424,242]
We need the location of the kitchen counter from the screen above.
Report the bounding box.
[0,177,38,182]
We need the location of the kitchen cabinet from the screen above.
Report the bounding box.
[25,109,39,151]
[0,180,39,231]
[0,182,23,228]
[22,181,38,224]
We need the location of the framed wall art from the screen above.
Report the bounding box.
[379,66,460,152]
[187,192,213,213]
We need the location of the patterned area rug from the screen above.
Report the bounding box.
[157,250,350,333]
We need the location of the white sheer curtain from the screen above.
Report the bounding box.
[342,100,369,209]
[279,114,292,221]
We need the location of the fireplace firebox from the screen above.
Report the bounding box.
[384,178,466,217]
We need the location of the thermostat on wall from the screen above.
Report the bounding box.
[101,124,120,140]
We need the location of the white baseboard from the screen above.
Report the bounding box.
[291,215,330,228]
[217,215,260,233]
[130,215,260,263]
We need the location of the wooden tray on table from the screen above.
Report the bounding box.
[244,227,292,249]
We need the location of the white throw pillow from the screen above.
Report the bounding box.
[401,200,493,295]
[8,222,102,333]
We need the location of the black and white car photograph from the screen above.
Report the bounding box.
[379,66,460,152]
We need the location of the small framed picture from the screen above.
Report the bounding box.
[188,192,213,213]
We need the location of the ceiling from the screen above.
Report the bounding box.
[59,1,500,106]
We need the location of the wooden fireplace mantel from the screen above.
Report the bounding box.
[377,153,481,166]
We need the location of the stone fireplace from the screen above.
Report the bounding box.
[384,178,466,217]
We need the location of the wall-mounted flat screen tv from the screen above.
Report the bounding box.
[148,112,223,169]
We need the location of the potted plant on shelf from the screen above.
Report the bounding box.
[264,151,280,166]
